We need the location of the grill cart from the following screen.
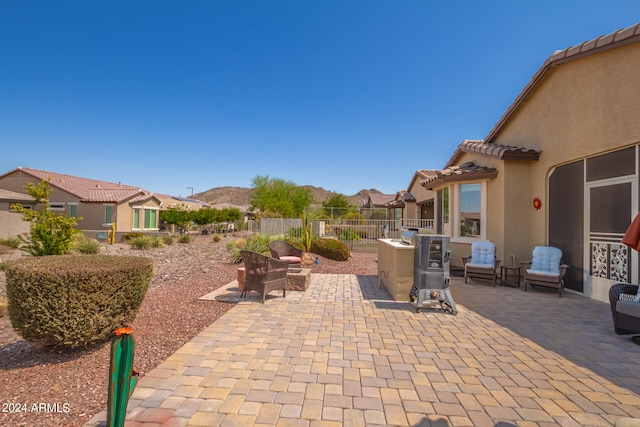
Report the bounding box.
[408,234,457,314]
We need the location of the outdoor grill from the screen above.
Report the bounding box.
[407,234,457,314]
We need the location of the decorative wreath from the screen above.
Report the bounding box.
[533,197,542,211]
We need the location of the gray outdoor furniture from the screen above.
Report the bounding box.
[609,283,640,341]
[240,250,289,303]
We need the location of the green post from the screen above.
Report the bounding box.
[107,326,138,427]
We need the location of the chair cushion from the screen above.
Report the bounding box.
[466,263,494,269]
[279,256,301,264]
[469,242,496,266]
[526,268,559,277]
[530,246,562,275]
[616,300,640,319]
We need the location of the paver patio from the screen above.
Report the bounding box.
[85,274,640,426]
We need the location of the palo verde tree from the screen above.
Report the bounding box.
[249,175,314,218]
[322,192,356,218]
[11,179,81,256]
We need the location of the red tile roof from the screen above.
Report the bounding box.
[367,193,396,206]
[10,167,153,203]
[420,162,498,189]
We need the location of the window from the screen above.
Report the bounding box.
[69,204,78,218]
[143,208,158,229]
[49,203,65,211]
[437,188,449,234]
[104,205,113,224]
[460,184,481,237]
[133,209,140,229]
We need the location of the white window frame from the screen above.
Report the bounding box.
[435,181,488,243]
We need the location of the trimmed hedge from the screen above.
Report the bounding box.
[5,255,153,349]
[311,238,350,261]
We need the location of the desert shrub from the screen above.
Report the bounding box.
[123,232,145,241]
[0,236,21,249]
[11,180,81,256]
[226,234,271,264]
[212,235,221,243]
[311,238,350,261]
[178,234,192,244]
[128,235,152,250]
[162,235,174,245]
[5,255,152,348]
[149,235,165,248]
[0,296,7,318]
[74,236,101,254]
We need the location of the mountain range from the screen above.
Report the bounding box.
[192,186,384,210]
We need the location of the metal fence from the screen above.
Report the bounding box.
[256,218,434,253]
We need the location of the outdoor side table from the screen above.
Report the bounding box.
[500,265,521,287]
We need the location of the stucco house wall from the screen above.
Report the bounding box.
[426,24,640,301]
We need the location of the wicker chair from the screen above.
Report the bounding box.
[609,283,640,337]
[520,246,569,297]
[269,240,303,266]
[461,241,501,286]
[240,250,289,303]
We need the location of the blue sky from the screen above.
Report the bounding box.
[1,1,640,198]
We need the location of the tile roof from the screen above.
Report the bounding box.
[485,23,640,143]
[11,167,153,203]
[366,193,396,206]
[445,140,540,167]
[0,188,35,202]
[385,190,416,208]
[420,161,498,189]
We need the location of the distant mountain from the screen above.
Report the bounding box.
[192,186,383,210]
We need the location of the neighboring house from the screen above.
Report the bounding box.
[390,169,438,229]
[361,193,396,219]
[0,167,162,240]
[421,23,640,302]
[0,188,36,239]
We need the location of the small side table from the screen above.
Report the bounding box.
[500,265,521,288]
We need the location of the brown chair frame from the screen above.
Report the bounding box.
[462,257,501,286]
[240,250,289,303]
[520,261,569,297]
[269,240,303,266]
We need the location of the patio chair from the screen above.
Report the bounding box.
[520,246,568,297]
[462,241,501,286]
[240,250,289,303]
[609,283,640,340]
[269,240,303,266]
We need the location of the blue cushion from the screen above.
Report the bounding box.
[469,241,496,266]
[530,246,562,275]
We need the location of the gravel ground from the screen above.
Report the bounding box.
[0,235,378,427]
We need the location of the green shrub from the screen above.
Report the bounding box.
[162,235,174,245]
[0,236,21,249]
[178,234,192,244]
[5,255,153,348]
[149,235,165,248]
[311,238,350,261]
[226,234,271,264]
[128,235,152,250]
[212,235,221,243]
[123,232,145,241]
[74,236,101,254]
[11,180,81,256]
